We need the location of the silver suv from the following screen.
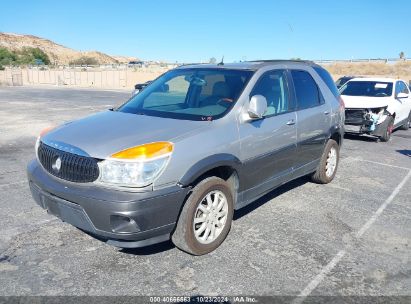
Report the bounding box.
[27,60,344,255]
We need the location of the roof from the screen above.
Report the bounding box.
[177,60,319,71]
[348,77,398,83]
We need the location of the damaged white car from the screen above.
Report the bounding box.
[340,78,411,141]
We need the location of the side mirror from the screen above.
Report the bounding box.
[162,84,169,92]
[248,95,267,119]
[397,92,409,99]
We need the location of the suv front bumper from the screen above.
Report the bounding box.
[27,159,189,248]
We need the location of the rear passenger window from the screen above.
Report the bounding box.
[251,70,290,117]
[291,70,321,110]
[313,66,340,98]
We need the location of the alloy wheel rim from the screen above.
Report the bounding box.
[325,147,337,177]
[193,190,228,244]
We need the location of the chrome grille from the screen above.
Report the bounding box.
[37,142,99,183]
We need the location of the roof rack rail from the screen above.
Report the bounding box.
[177,62,204,67]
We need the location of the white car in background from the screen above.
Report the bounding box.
[340,78,411,141]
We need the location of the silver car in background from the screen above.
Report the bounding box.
[27,60,344,255]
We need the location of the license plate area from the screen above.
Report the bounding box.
[345,125,361,133]
[41,195,62,218]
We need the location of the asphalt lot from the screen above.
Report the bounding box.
[0,86,410,298]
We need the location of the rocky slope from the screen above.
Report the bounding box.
[0,32,137,64]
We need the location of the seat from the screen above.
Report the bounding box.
[200,81,232,107]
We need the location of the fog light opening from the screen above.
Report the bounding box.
[110,215,140,233]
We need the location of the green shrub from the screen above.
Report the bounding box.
[0,47,50,65]
[0,47,16,66]
[29,47,50,65]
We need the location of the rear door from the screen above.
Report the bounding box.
[394,81,411,124]
[238,69,297,201]
[289,69,331,169]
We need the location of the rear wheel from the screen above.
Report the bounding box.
[172,177,234,255]
[380,116,394,142]
[311,139,339,184]
[400,111,411,130]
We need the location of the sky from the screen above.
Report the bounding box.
[1,0,410,63]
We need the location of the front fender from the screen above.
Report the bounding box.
[179,154,241,186]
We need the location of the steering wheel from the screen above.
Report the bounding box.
[375,92,388,97]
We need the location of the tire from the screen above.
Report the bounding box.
[380,116,394,142]
[400,111,411,130]
[172,176,234,255]
[311,139,339,184]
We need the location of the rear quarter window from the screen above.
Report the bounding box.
[313,66,340,98]
[291,70,321,110]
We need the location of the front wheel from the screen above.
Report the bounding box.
[400,111,411,130]
[311,139,339,184]
[380,116,394,142]
[172,177,234,255]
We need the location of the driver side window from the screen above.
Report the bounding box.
[251,70,290,117]
[400,81,409,94]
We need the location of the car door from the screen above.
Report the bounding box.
[238,69,297,202]
[289,69,331,169]
[403,82,411,119]
[394,81,411,125]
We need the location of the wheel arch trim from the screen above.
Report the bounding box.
[178,154,242,187]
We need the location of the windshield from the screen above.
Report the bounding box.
[340,81,393,97]
[118,68,254,121]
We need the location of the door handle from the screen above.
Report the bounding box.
[324,111,330,115]
[286,119,296,125]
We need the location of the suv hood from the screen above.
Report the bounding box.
[342,95,391,109]
[42,111,207,159]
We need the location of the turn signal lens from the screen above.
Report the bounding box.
[39,126,55,137]
[111,142,173,160]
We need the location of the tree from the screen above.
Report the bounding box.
[209,57,217,64]
[399,51,405,59]
[30,47,50,65]
[15,47,50,65]
[0,47,17,65]
[0,47,50,66]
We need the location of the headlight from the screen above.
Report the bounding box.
[98,142,173,188]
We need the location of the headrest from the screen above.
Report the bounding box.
[213,81,231,97]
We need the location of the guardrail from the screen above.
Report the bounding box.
[313,58,410,64]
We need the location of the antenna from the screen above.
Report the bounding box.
[218,56,224,66]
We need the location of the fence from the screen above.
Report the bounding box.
[1,59,410,88]
[0,66,172,89]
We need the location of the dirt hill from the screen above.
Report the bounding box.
[0,32,137,65]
